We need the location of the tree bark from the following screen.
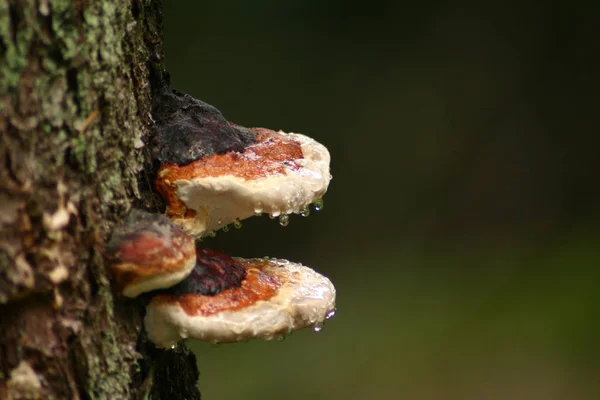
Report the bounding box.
[0,1,200,398]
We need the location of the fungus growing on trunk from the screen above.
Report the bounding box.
[107,88,335,348]
[155,127,330,236]
[106,210,196,297]
[145,249,336,348]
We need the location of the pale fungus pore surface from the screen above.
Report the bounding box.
[155,129,331,236]
[107,210,197,297]
[144,257,336,348]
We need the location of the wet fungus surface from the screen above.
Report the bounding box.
[145,256,335,348]
[155,127,330,237]
[107,88,335,348]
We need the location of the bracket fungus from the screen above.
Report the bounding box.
[107,89,335,348]
[107,210,196,297]
[155,127,331,236]
[145,250,336,348]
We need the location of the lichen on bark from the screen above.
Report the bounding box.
[0,1,200,399]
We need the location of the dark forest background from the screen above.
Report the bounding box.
[162,1,599,398]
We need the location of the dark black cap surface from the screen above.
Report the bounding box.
[152,89,256,165]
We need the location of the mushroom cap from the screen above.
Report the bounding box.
[151,88,256,165]
[155,128,331,236]
[107,210,196,297]
[144,257,336,348]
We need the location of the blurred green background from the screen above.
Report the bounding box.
[162,1,599,398]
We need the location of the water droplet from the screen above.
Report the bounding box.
[268,213,277,219]
[313,323,323,332]
[279,214,290,227]
[211,341,220,348]
[221,224,229,232]
[207,230,217,238]
[233,219,243,229]
[263,256,270,260]
[276,335,287,342]
[300,206,311,217]
[217,219,222,225]
[325,309,336,320]
[313,198,324,211]
[170,344,176,350]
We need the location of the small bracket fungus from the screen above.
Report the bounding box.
[155,127,331,236]
[144,250,336,348]
[107,210,196,297]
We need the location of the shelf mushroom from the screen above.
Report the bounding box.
[155,127,331,236]
[144,249,336,348]
[106,210,196,297]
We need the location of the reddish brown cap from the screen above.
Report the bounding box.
[144,253,336,348]
[107,210,196,297]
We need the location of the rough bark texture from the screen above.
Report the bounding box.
[0,1,200,399]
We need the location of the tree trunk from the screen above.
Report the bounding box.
[0,1,200,398]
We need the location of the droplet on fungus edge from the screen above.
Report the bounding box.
[313,198,324,212]
[279,214,290,227]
